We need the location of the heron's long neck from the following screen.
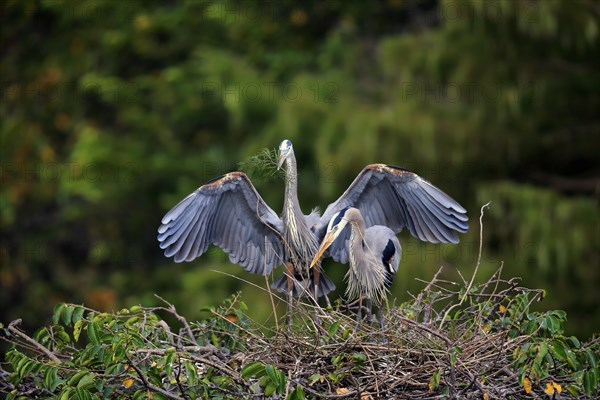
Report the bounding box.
[283,154,301,215]
[282,153,317,264]
[348,215,367,272]
[346,213,386,305]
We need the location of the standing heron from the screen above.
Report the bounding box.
[158,139,468,308]
[310,207,400,325]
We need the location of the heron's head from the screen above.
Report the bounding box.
[277,139,293,170]
[310,208,351,268]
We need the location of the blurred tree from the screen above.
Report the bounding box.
[1,0,598,339]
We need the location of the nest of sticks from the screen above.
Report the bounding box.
[2,206,598,398]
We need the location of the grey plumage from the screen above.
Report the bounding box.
[317,164,468,247]
[158,172,284,274]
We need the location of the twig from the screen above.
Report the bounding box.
[155,295,198,345]
[462,201,492,302]
[439,202,491,330]
[7,320,62,364]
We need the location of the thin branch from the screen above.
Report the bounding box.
[7,320,62,364]
[439,202,491,330]
[154,295,198,345]
[463,201,492,302]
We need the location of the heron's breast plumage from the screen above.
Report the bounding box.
[282,202,319,270]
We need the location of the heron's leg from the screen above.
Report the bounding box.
[286,262,294,328]
[379,297,389,330]
[366,298,374,324]
[346,299,367,315]
[346,299,360,309]
[309,264,321,325]
[324,294,332,308]
[356,296,363,327]
[313,263,321,305]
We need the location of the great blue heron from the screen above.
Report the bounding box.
[310,207,400,325]
[158,139,468,307]
[157,140,336,305]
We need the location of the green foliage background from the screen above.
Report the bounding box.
[1,0,599,339]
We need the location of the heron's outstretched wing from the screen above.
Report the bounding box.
[158,172,284,274]
[318,164,468,244]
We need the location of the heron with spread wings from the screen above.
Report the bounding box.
[158,139,468,307]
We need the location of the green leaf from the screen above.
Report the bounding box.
[67,370,89,387]
[569,336,581,349]
[308,373,322,385]
[530,361,544,380]
[183,360,198,386]
[566,348,581,371]
[583,369,598,397]
[17,359,32,379]
[264,382,277,397]
[59,387,74,400]
[75,387,92,400]
[53,304,66,325]
[73,320,84,342]
[211,333,219,346]
[164,352,176,378]
[585,349,598,368]
[449,353,457,365]
[76,373,95,389]
[21,360,38,379]
[259,375,270,388]
[327,372,344,383]
[43,367,59,390]
[534,343,548,367]
[129,305,142,313]
[429,369,441,391]
[87,321,99,345]
[241,361,265,379]
[328,321,340,336]
[57,327,71,344]
[352,352,366,363]
[277,370,287,392]
[565,384,581,396]
[342,328,352,340]
[265,365,279,386]
[62,305,75,326]
[34,327,50,344]
[287,385,305,400]
[550,341,568,362]
[125,316,140,327]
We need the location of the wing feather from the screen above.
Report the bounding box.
[404,187,458,243]
[415,191,454,242]
[165,205,203,258]
[158,172,284,274]
[178,210,205,260]
[319,164,468,243]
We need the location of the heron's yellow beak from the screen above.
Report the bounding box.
[310,231,336,269]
